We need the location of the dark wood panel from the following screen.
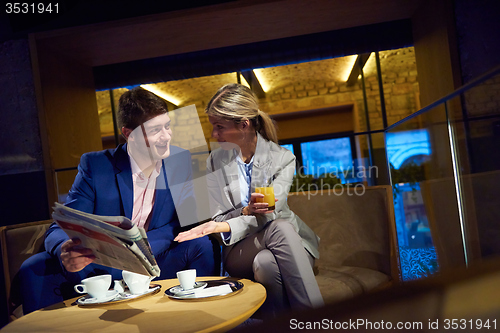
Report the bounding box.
[36,45,102,170]
[272,105,353,140]
[412,0,461,109]
[34,0,421,66]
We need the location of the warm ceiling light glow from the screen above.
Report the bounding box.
[343,55,358,82]
[140,84,181,106]
[253,68,270,92]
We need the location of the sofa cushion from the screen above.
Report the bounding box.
[316,266,390,304]
[288,187,392,276]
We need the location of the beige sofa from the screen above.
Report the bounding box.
[287,185,399,304]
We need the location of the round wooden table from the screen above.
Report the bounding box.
[1,277,266,333]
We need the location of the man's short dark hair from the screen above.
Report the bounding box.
[118,87,169,130]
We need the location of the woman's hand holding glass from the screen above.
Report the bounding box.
[242,192,278,215]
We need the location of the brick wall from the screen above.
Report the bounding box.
[258,47,420,149]
[466,75,500,117]
[97,47,421,151]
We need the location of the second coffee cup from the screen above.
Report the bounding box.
[176,269,196,291]
[122,271,153,295]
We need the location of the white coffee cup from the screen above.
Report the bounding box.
[74,275,112,300]
[176,269,196,291]
[122,271,153,295]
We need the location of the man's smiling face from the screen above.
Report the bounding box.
[127,113,172,162]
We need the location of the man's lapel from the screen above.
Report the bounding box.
[114,144,134,219]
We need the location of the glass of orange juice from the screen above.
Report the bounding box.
[255,185,275,211]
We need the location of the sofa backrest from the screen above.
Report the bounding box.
[287,185,397,279]
[1,220,52,307]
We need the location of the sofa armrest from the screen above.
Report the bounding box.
[1,220,52,315]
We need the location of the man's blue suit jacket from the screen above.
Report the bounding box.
[45,143,195,263]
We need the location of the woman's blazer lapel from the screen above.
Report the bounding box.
[219,149,242,209]
[250,133,273,191]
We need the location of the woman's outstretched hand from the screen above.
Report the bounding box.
[175,221,230,242]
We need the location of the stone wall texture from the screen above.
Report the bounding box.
[97,47,420,151]
[0,39,43,175]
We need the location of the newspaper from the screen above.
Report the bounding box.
[52,203,160,277]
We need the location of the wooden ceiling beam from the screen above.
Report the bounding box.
[346,53,371,86]
[241,70,266,98]
[32,0,422,67]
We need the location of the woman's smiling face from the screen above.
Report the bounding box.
[209,115,243,150]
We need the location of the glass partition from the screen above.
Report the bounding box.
[54,168,78,204]
[385,67,500,281]
[386,104,451,280]
[287,130,390,192]
[447,72,500,263]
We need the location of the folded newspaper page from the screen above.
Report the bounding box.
[52,203,160,277]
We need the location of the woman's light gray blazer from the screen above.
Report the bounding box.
[206,133,320,259]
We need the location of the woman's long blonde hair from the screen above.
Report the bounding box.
[205,83,278,143]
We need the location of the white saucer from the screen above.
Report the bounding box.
[117,285,161,300]
[76,290,119,305]
[168,282,207,296]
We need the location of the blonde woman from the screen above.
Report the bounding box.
[175,83,323,316]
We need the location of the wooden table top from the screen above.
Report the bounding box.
[1,277,266,333]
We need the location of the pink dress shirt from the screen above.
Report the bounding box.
[129,153,162,230]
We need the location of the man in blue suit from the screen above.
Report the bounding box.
[16,87,215,314]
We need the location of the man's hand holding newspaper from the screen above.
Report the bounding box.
[52,203,160,277]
